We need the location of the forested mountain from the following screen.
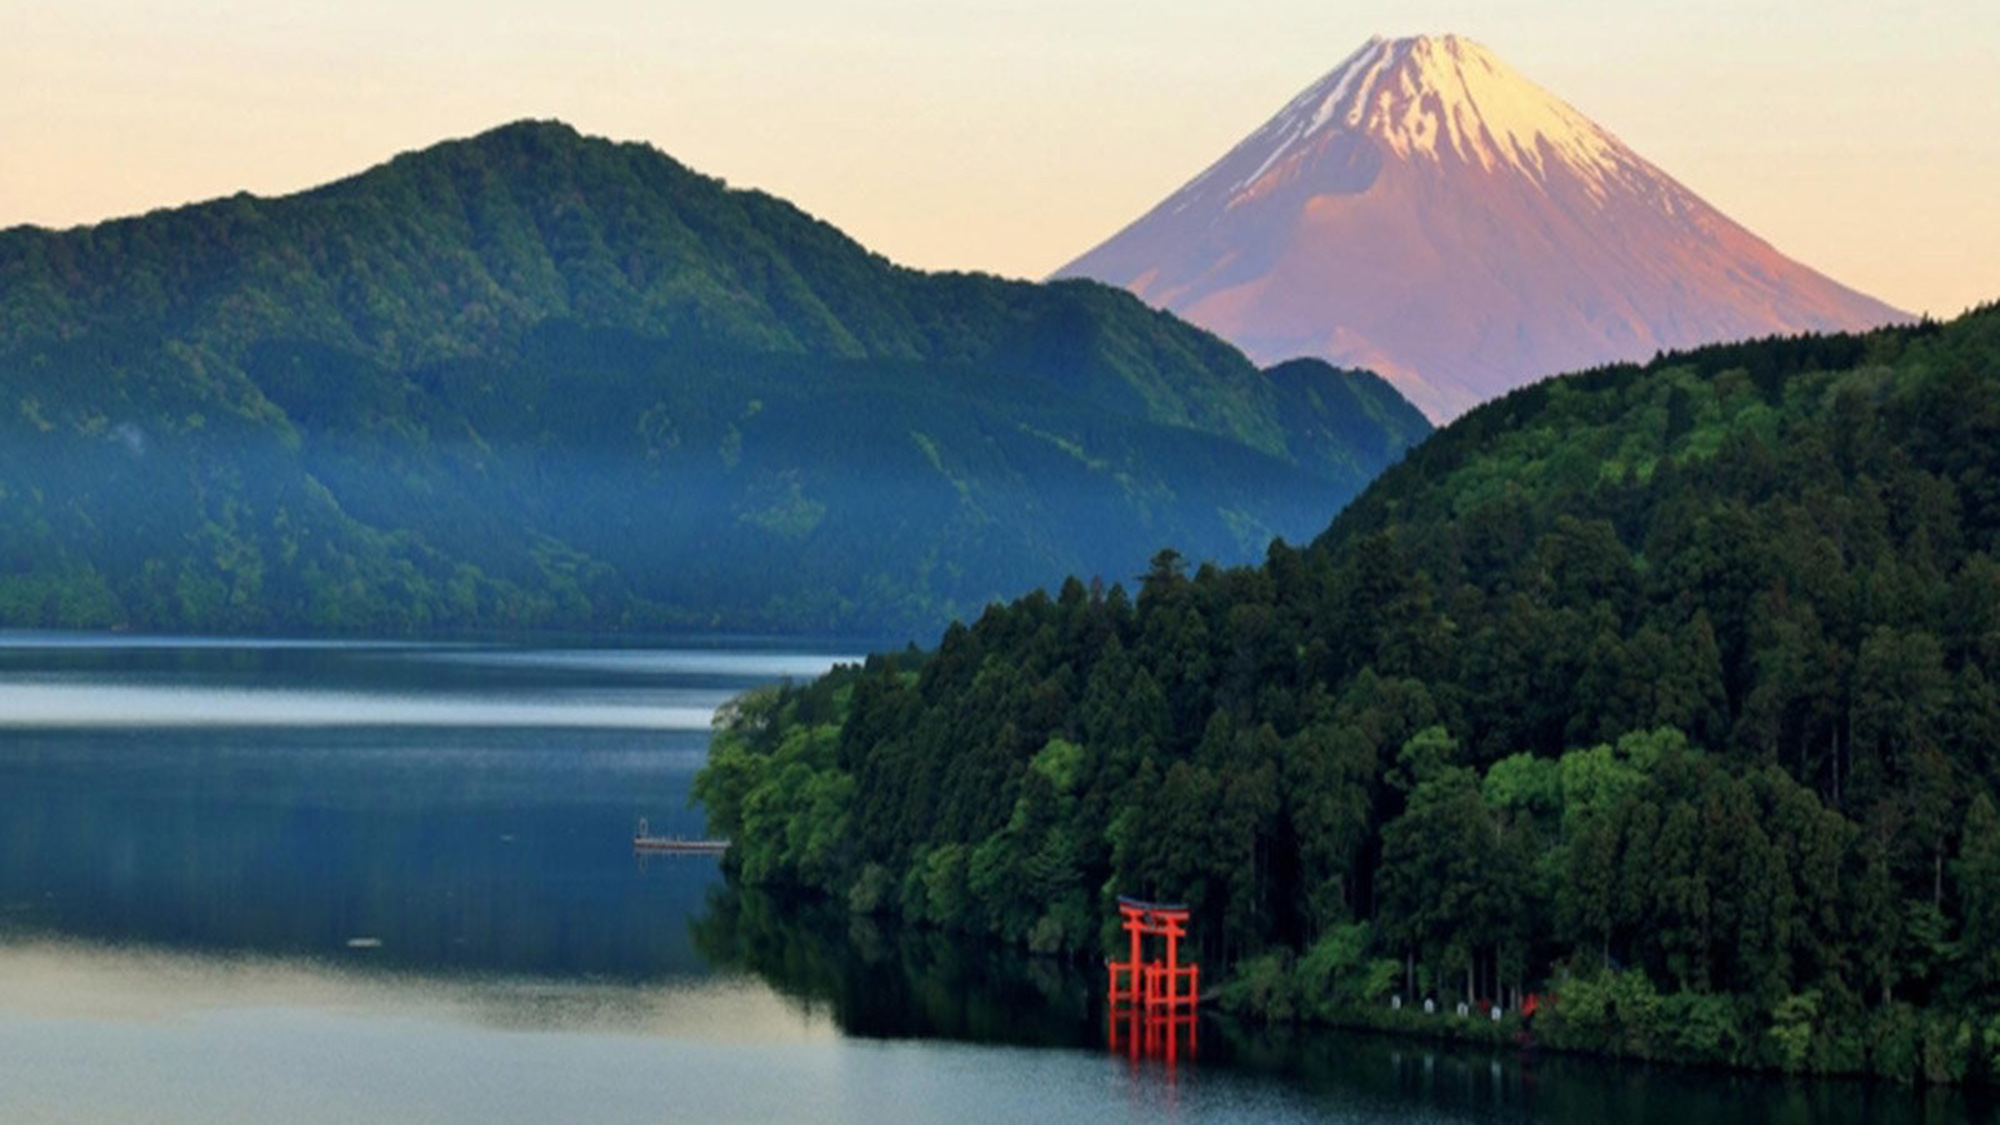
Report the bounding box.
[0,120,1427,635]
[698,304,2000,1081]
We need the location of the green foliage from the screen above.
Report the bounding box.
[847,863,894,915]
[1286,922,1402,1019]
[1661,990,1751,1065]
[0,121,1430,637]
[1547,969,1663,1057]
[1217,951,1300,1022]
[1482,753,1561,821]
[1768,989,1823,1073]
[1959,794,2000,984]
[697,305,2000,1082]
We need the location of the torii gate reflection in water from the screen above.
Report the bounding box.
[1107,897,1199,1064]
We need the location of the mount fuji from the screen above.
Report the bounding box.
[1054,34,1910,420]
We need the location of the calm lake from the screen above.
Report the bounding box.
[0,634,1991,1123]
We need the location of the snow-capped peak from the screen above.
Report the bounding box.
[1055,33,1909,423]
[1225,34,1633,200]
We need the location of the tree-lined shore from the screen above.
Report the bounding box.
[698,306,2000,1082]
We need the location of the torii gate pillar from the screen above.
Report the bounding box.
[1107,896,1199,1062]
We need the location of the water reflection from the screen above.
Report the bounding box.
[0,936,828,1042]
[0,631,423,651]
[2,636,1997,1124]
[412,647,860,680]
[0,724,726,977]
[0,681,723,728]
[695,887,2000,1125]
[692,887,1097,1048]
[0,638,848,978]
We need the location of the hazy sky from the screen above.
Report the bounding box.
[4,0,1994,317]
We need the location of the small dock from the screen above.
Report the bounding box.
[633,817,730,855]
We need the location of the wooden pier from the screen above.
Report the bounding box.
[633,817,730,855]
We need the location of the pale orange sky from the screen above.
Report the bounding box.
[3,0,1994,318]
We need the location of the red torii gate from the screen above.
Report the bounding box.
[1107,896,1198,1062]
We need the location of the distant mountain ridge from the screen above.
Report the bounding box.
[1055,34,1909,419]
[0,121,1428,635]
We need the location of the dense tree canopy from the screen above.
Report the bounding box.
[698,304,2000,1081]
[0,121,1428,635]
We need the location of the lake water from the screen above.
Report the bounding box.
[0,634,1992,1123]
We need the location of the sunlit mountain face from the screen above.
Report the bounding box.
[1057,34,1909,421]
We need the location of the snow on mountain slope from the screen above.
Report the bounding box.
[1056,35,1909,420]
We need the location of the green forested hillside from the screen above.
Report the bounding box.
[697,305,2000,1081]
[0,120,1427,635]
